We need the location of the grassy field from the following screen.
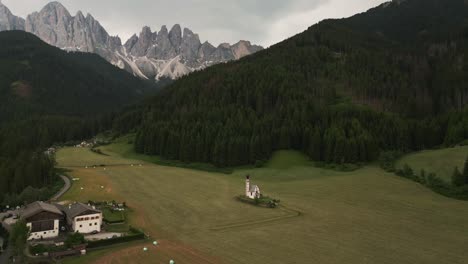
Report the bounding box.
[56,144,468,264]
[396,146,468,183]
[97,135,241,173]
[102,208,126,223]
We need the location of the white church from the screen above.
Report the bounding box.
[245,175,261,199]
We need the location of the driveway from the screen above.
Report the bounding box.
[50,175,71,201]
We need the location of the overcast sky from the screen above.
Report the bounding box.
[2,0,387,47]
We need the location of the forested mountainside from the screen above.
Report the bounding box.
[0,31,153,118]
[0,31,152,204]
[113,0,468,167]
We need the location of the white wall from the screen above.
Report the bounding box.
[72,213,102,234]
[27,220,60,241]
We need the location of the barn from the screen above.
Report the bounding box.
[21,201,64,241]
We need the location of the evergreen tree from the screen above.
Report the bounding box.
[452,167,464,187]
[463,156,468,185]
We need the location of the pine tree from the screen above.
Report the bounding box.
[451,167,464,187]
[463,156,468,185]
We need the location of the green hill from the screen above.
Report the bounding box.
[115,0,468,167]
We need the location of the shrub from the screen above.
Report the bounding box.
[379,151,403,172]
[30,244,48,255]
[102,207,126,224]
[65,232,85,248]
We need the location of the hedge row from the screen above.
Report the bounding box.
[379,151,468,201]
[103,219,125,224]
[87,231,145,248]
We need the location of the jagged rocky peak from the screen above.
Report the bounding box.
[24,2,121,53]
[149,25,177,59]
[199,41,216,60]
[231,40,263,59]
[124,34,139,52]
[25,1,73,47]
[0,1,263,81]
[75,10,85,19]
[0,0,24,30]
[181,27,201,62]
[159,25,169,35]
[209,43,235,61]
[42,1,70,15]
[130,26,157,57]
[169,24,182,49]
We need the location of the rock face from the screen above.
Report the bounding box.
[0,1,263,81]
[24,2,120,54]
[0,0,24,31]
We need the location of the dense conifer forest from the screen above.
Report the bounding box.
[0,31,154,204]
[114,0,468,167]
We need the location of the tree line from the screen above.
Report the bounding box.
[452,157,468,188]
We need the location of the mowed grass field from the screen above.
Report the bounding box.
[397,145,468,183]
[57,143,468,264]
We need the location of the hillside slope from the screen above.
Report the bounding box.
[0,30,153,119]
[0,31,153,204]
[115,0,468,167]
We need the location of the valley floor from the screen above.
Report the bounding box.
[56,143,468,264]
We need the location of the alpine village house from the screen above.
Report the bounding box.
[60,203,102,234]
[22,202,63,241]
[20,201,102,240]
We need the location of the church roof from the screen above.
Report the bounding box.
[249,185,259,192]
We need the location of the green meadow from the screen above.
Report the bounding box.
[396,145,468,182]
[57,142,468,264]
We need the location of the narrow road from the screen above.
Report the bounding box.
[50,175,71,201]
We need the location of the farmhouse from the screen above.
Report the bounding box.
[61,203,102,234]
[245,175,261,199]
[21,201,63,241]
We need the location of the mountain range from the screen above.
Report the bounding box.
[0,1,263,80]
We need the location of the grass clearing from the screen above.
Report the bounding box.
[57,146,468,264]
[397,145,468,182]
[102,208,126,223]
